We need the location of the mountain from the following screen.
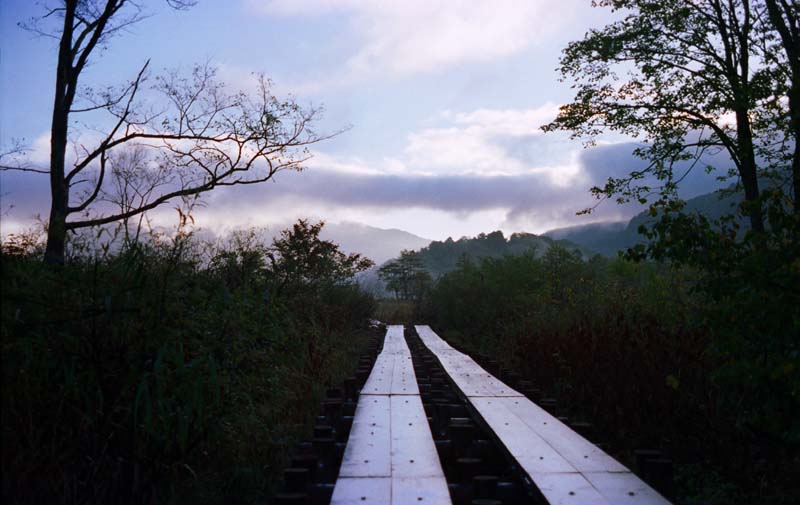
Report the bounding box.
[544,221,630,256]
[319,221,432,264]
[544,188,744,256]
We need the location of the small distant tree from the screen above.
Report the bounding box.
[378,250,430,300]
[267,220,374,295]
[2,1,334,264]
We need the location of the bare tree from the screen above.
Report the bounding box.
[3,1,333,263]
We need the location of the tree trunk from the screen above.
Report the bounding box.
[787,62,800,215]
[792,89,800,214]
[44,90,70,264]
[43,1,76,264]
[735,109,765,233]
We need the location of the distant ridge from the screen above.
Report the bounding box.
[543,188,743,256]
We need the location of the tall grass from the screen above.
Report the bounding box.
[1,225,376,504]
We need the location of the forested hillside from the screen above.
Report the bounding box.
[410,231,588,278]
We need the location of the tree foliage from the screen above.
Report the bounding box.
[378,250,431,301]
[544,0,799,233]
[407,230,585,277]
[267,220,375,295]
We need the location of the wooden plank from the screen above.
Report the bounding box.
[471,397,576,475]
[390,395,445,478]
[384,325,407,353]
[339,395,391,477]
[415,327,520,397]
[388,326,418,395]
[331,477,391,504]
[363,325,418,395]
[534,473,612,505]
[334,326,451,505]
[503,398,627,473]
[415,325,453,352]
[414,325,672,505]
[362,353,395,395]
[584,472,671,505]
[390,353,417,395]
[393,477,452,505]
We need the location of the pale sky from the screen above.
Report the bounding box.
[0,0,722,240]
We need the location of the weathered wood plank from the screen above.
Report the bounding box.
[363,325,419,395]
[503,398,627,473]
[392,477,452,505]
[534,472,612,505]
[390,353,417,395]
[585,472,671,505]
[338,395,391,478]
[414,325,672,505]
[330,477,391,504]
[471,397,576,475]
[361,353,395,395]
[333,326,451,505]
[415,327,521,397]
[389,330,418,395]
[390,395,444,479]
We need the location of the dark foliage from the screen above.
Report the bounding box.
[422,245,799,504]
[1,221,376,504]
[404,230,587,278]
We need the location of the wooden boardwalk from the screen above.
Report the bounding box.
[331,325,451,505]
[415,325,671,505]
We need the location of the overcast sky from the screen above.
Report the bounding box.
[0,0,723,240]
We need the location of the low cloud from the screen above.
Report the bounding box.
[579,141,732,200]
[2,105,728,238]
[199,155,632,233]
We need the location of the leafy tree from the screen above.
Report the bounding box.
[2,1,332,264]
[544,0,798,232]
[378,249,430,300]
[267,220,374,295]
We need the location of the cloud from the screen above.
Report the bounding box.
[579,141,731,199]
[252,0,582,80]
[1,105,728,240]
[404,103,565,177]
[198,159,618,233]
[444,106,560,136]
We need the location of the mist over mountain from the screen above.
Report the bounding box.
[543,188,744,256]
[319,222,432,265]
